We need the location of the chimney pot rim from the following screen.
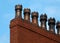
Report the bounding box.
[31,11,38,18]
[15,4,22,11]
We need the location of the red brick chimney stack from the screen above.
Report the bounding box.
[32,12,38,25]
[24,8,31,21]
[48,17,55,33]
[15,4,22,18]
[56,21,60,35]
[40,14,47,29]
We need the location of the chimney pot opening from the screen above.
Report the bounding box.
[31,12,39,25]
[48,17,55,33]
[56,21,60,35]
[15,4,22,18]
[40,13,47,29]
[15,5,22,11]
[24,8,31,21]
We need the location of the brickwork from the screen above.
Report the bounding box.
[10,18,60,43]
[10,4,60,43]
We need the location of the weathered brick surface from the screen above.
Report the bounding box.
[10,18,60,43]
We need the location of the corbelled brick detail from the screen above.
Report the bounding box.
[10,18,60,43]
[10,4,60,43]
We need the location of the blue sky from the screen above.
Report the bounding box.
[0,0,60,43]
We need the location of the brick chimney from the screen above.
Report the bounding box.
[56,21,60,35]
[31,12,38,25]
[40,14,47,29]
[24,8,31,21]
[15,4,22,18]
[48,17,55,33]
